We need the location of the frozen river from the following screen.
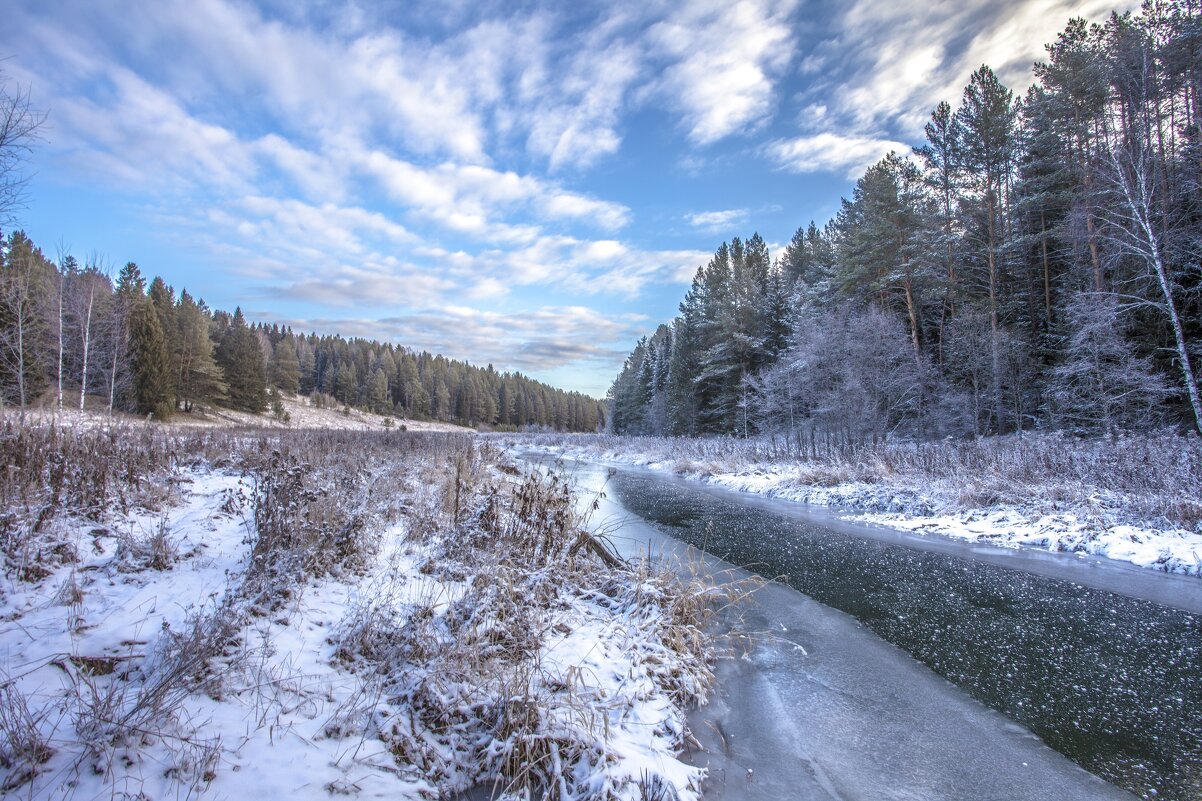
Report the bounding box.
[527,454,1202,801]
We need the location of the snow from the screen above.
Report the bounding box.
[12,392,473,434]
[511,439,1202,577]
[1,443,710,799]
[0,468,425,799]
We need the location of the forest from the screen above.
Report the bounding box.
[608,5,1202,443]
[0,236,605,431]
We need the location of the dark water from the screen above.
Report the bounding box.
[603,468,1202,801]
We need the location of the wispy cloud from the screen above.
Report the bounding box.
[803,0,1137,136]
[765,132,910,178]
[647,0,801,144]
[686,209,750,229]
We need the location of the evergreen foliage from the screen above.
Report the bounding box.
[610,4,1202,440]
[127,296,173,419]
[215,308,268,413]
[0,236,603,431]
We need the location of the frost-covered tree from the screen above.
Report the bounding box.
[1048,292,1172,433]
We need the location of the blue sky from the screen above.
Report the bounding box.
[1,0,1132,396]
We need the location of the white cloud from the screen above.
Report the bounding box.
[686,209,750,229]
[357,147,629,242]
[541,193,630,230]
[818,0,1139,135]
[275,265,456,308]
[460,235,708,298]
[260,304,645,374]
[521,35,644,171]
[765,133,910,178]
[647,0,800,144]
[48,67,256,194]
[235,196,415,254]
[254,134,348,202]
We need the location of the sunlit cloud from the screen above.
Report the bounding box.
[765,133,910,178]
[686,209,750,229]
[647,0,801,144]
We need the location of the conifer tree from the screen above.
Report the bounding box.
[270,336,301,394]
[147,277,179,408]
[0,231,52,410]
[127,295,173,419]
[955,65,1019,432]
[335,361,358,406]
[215,307,266,412]
[175,290,225,411]
[367,366,389,413]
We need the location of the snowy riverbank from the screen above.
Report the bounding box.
[0,426,717,799]
[508,433,1202,577]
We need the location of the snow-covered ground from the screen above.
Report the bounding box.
[511,436,1202,577]
[10,392,472,434]
[0,430,715,799]
[0,466,426,799]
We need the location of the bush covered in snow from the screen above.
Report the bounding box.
[0,425,726,799]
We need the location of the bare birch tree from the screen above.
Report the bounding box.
[0,70,44,225]
[1098,135,1202,434]
[0,250,39,418]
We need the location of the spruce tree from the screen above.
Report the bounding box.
[147,277,179,408]
[367,366,389,413]
[270,337,301,394]
[175,290,226,411]
[128,296,173,419]
[215,307,266,412]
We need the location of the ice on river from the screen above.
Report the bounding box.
[524,441,1202,577]
[559,458,1139,801]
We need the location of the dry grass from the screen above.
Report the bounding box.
[0,679,55,792]
[326,442,725,800]
[0,425,730,800]
[515,431,1202,529]
[68,599,244,769]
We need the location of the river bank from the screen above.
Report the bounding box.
[531,453,1200,801]
[0,427,715,800]
[506,432,1202,577]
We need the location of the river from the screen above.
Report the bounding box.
[526,454,1202,801]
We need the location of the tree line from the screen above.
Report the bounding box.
[0,232,605,432]
[610,2,1202,442]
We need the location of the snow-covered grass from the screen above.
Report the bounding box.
[506,432,1202,576]
[0,425,723,800]
[8,391,473,434]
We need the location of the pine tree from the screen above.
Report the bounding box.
[127,296,173,419]
[175,290,226,411]
[215,307,266,412]
[270,337,301,394]
[832,152,935,356]
[956,65,1019,432]
[915,100,962,360]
